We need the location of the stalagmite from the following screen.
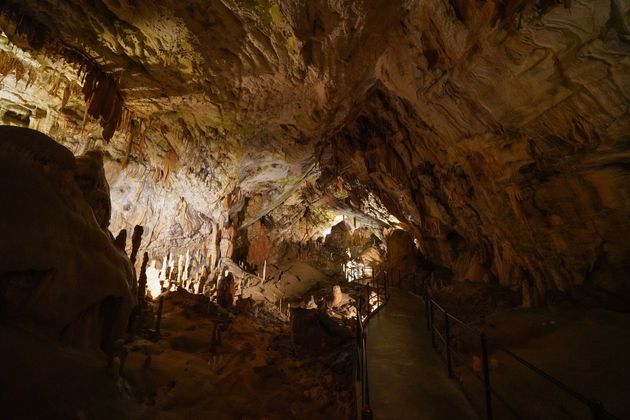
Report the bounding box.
[219,224,235,260]
[208,224,218,270]
[137,252,149,305]
[183,249,190,282]
[114,229,127,252]
[331,285,344,308]
[167,252,175,288]
[217,272,235,309]
[262,259,267,284]
[177,254,184,284]
[307,296,317,309]
[159,255,167,282]
[130,225,144,265]
[146,260,161,297]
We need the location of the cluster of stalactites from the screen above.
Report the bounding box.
[0,6,132,142]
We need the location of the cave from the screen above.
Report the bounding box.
[0,1,629,419]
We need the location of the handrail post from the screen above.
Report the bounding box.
[445,312,453,378]
[362,330,372,420]
[356,299,362,381]
[590,401,604,420]
[362,406,373,420]
[481,333,493,420]
[424,279,430,330]
[429,300,436,349]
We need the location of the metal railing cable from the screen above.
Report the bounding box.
[388,269,622,420]
[354,269,390,420]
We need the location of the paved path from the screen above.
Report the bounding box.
[366,289,477,419]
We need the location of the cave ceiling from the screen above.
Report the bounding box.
[1,0,629,300]
[0,0,409,252]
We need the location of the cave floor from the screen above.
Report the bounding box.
[366,289,477,420]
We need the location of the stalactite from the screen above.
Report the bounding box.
[25,69,37,89]
[0,51,24,83]
[80,68,124,141]
[160,149,179,182]
[0,8,129,141]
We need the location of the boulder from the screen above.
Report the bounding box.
[325,221,352,251]
[0,127,134,351]
[290,308,353,356]
[75,150,111,231]
[217,272,236,309]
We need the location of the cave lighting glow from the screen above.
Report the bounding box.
[320,214,345,236]
[344,260,368,282]
[145,260,162,298]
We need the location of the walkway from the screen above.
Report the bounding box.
[366,289,477,419]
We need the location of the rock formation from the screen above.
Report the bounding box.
[0,126,134,350]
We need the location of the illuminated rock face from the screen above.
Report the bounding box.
[322,2,630,303]
[0,1,628,304]
[0,126,134,350]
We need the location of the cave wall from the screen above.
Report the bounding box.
[326,1,630,304]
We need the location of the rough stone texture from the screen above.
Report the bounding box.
[290,307,353,356]
[386,229,420,276]
[246,221,273,269]
[323,1,630,302]
[75,150,112,230]
[0,126,134,350]
[217,272,236,309]
[0,1,627,304]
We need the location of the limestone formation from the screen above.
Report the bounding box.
[113,229,127,252]
[0,126,134,350]
[137,252,149,305]
[331,285,344,309]
[75,150,111,231]
[129,225,144,266]
[217,272,236,310]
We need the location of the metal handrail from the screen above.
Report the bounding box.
[409,269,622,420]
[355,269,390,420]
